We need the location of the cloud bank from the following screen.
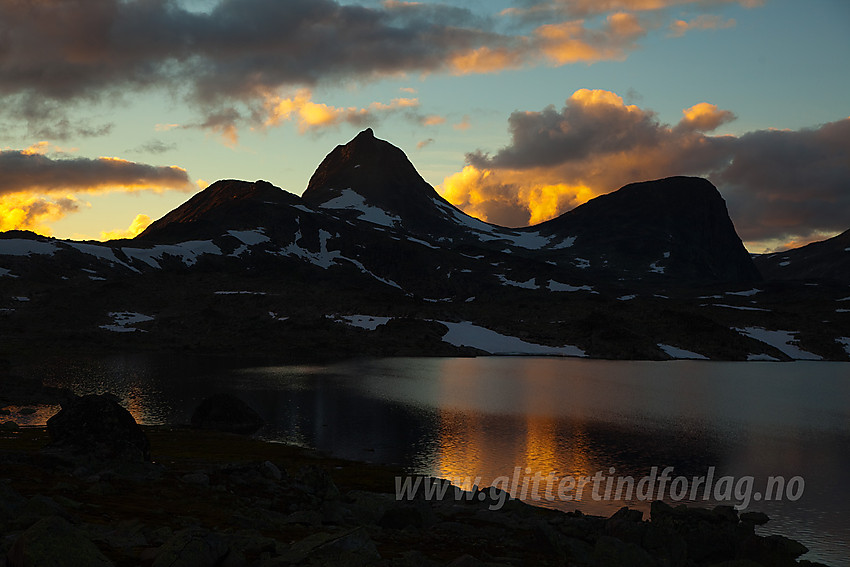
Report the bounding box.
[0,0,741,138]
[440,89,850,250]
[0,148,192,234]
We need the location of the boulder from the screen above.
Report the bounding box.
[152,527,242,567]
[0,482,27,527]
[46,394,150,462]
[189,393,264,434]
[7,516,114,567]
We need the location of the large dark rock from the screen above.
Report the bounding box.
[7,515,114,567]
[151,527,235,567]
[190,393,265,435]
[46,394,151,462]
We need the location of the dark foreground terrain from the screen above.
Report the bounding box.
[0,402,830,567]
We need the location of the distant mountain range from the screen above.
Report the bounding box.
[2,129,848,362]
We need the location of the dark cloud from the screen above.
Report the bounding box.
[128,140,179,154]
[718,120,850,242]
[0,150,192,196]
[0,0,660,137]
[451,90,850,245]
[468,91,664,169]
[503,0,758,21]
[0,0,491,132]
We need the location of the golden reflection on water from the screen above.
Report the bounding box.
[1,405,62,427]
[432,357,608,507]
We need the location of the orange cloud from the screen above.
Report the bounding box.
[536,13,645,64]
[678,102,736,131]
[0,193,80,235]
[450,46,527,74]
[100,213,152,241]
[439,165,597,227]
[442,88,850,251]
[263,89,419,133]
[454,115,472,131]
[504,0,762,18]
[450,12,646,74]
[669,15,736,37]
[0,148,191,235]
[423,115,446,126]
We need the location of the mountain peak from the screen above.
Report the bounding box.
[302,129,457,233]
[537,176,760,282]
[137,179,300,242]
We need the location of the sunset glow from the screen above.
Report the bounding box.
[0,0,845,251]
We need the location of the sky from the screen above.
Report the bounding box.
[0,0,848,252]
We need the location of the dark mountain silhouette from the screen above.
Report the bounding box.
[754,228,850,283]
[138,179,301,243]
[301,128,485,236]
[138,129,759,285]
[1,129,846,362]
[535,176,761,282]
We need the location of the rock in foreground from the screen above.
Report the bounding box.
[46,394,151,462]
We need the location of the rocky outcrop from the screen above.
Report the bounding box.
[0,424,829,567]
[7,516,114,567]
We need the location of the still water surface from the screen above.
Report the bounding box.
[17,356,850,565]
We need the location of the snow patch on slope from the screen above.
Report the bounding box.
[122,241,222,268]
[0,239,59,256]
[548,281,593,292]
[726,288,762,297]
[321,189,402,227]
[496,274,538,289]
[439,321,585,357]
[334,315,392,330]
[228,228,270,246]
[658,344,708,360]
[734,327,822,360]
[100,311,154,333]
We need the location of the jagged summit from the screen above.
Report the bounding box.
[302,129,463,233]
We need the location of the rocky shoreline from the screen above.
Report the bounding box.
[0,392,831,567]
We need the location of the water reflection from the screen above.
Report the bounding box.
[12,355,850,565]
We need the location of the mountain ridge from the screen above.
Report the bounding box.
[754,229,850,283]
[138,129,760,284]
[2,129,848,363]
